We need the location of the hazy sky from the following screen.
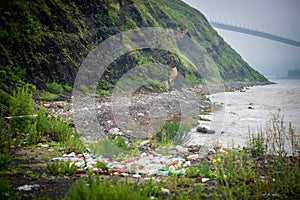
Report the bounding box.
[183,0,300,77]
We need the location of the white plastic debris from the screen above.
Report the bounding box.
[17,184,39,191]
[132,174,142,178]
[161,187,170,195]
[201,178,210,183]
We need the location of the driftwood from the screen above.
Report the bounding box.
[5,114,38,119]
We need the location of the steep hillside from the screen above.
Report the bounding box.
[0,0,267,95]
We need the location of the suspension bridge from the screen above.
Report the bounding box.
[209,21,300,48]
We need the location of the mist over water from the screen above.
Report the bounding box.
[187,79,300,148]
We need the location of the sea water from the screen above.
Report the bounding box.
[187,79,300,148]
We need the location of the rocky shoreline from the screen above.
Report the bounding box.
[39,80,273,143]
[7,80,298,200]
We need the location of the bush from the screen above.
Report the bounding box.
[59,130,85,154]
[108,136,130,151]
[27,106,84,151]
[46,81,63,94]
[0,149,11,171]
[38,92,58,101]
[8,86,34,135]
[248,110,300,157]
[0,178,11,200]
[89,138,126,158]
[97,89,111,96]
[155,120,191,145]
[28,106,69,144]
[185,162,213,178]
[63,84,72,92]
[47,160,77,176]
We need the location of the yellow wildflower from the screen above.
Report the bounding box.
[217,157,221,162]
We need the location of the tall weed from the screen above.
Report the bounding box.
[8,86,34,135]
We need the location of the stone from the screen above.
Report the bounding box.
[108,127,120,135]
[136,170,147,175]
[132,174,142,178]
[188,145,201,152]
[208,148,216,154]
[187,154,199,161]
[183,161,191,167]
[196,126,215,134]
[140,152,147,157]
[175,145,188,153]
[196,126,208,133]
[139,140,150,147]
[81,107,89,111]
[120,172,128,177]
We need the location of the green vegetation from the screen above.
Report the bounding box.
[38,91,58,101]
[97,89,111,96]
[47,160,78,176]
[89,138,127,158]
[0,0,267,102]
[8,86,34,137]
[108,136,130,151]
[46,81,63,95]
[0,178,11,199]
[63,176,162,200]
[0,119,11,171]
[154,119,191,146]
[185,162,214,178]
[63,84,72,92]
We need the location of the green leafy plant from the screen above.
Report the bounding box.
[97,89,111,96]
[95,161,109,171]
[143,84,154,91]
[27,106,75,145]
[0,119,11,170]
[63,84,72,92]
[213,149,258,199]
[27,106,48,144]
[63,175,161,200]
[89,138,127,158]
[246,112,300,198]
[108,136,130,151]
[0,178,11,200]
[38,91,58,101]
[47,160,77,176]
[8,86,34,135]
[59,130,85,154]
[155,120,191,146]
[185,162,213,178]
[46,81,63,95]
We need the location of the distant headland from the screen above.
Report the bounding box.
[287,69,300,79]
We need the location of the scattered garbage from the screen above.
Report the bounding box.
[161,187,170,195]
[17,184,40,191]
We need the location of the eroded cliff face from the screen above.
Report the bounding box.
[0,0,267,93]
